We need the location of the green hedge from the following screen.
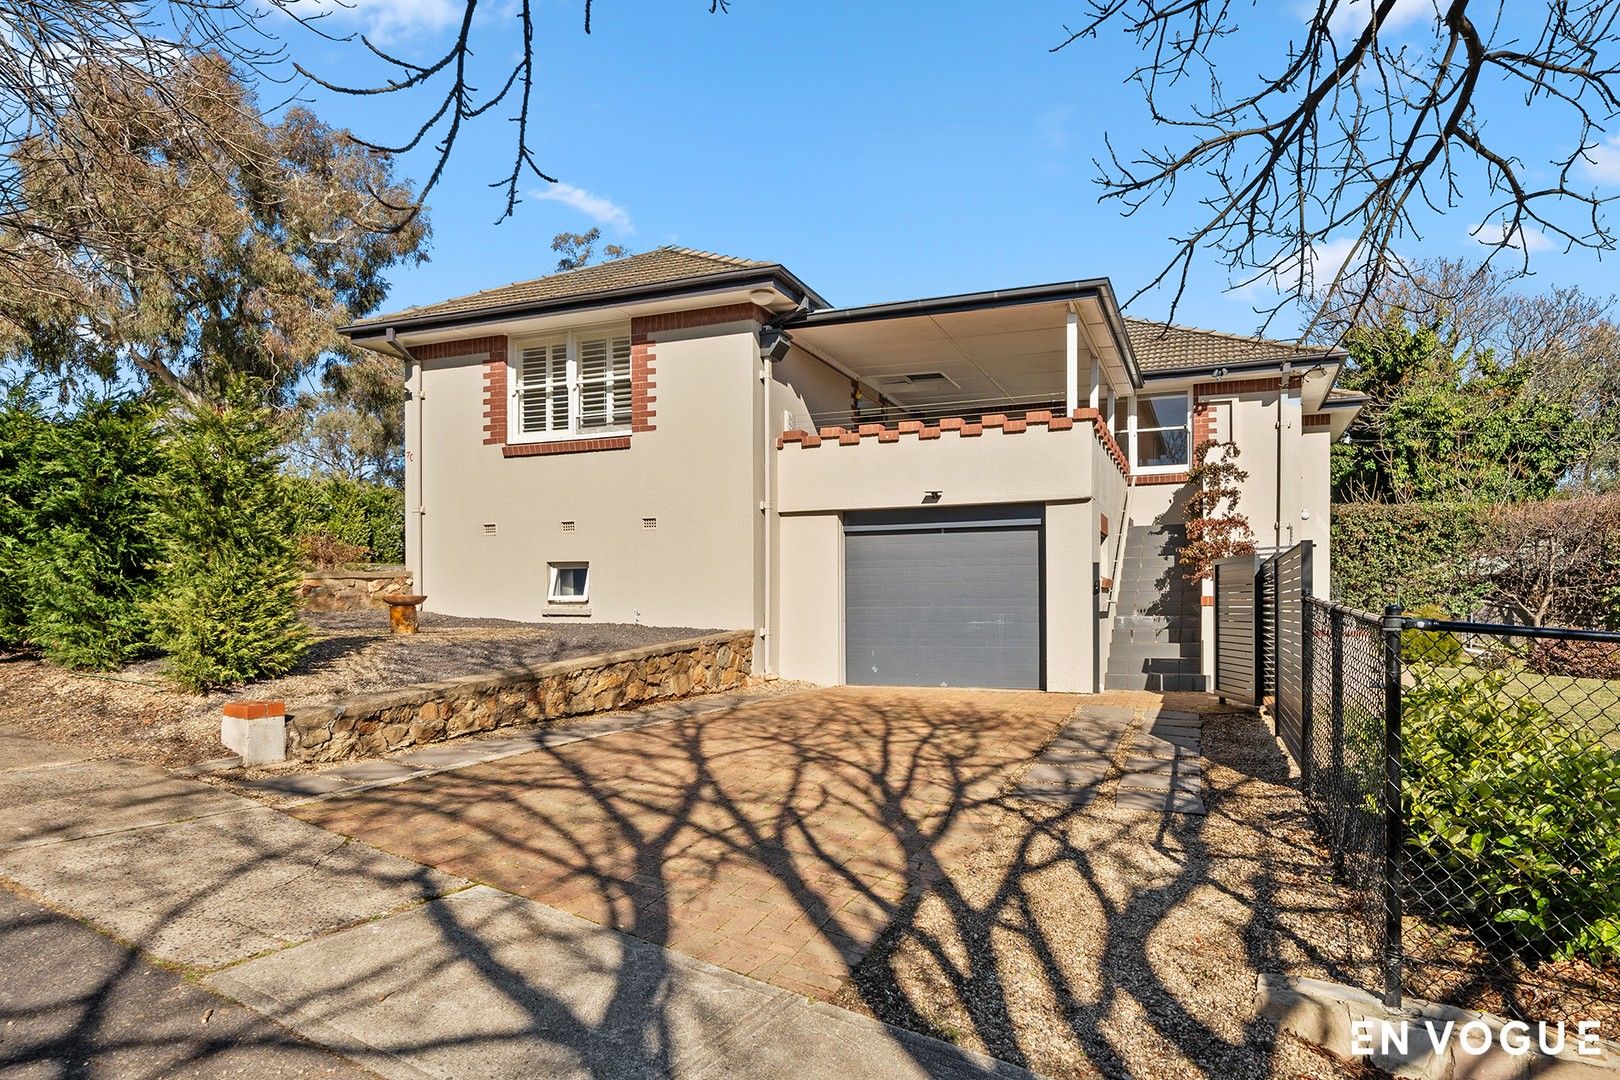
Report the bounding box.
[284,475,405,565]
[1331,502,1488,615]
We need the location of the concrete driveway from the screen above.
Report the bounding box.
[290,687,1079,999]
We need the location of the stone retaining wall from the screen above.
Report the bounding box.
[297,567,413,612]
[286,632,754,763]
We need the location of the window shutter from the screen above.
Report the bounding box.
[519,342,567,433]
[579,334,632,429]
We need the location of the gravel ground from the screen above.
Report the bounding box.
[0,612,722,769]
[834,690,1374,1080]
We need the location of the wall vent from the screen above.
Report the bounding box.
[482,523,497,536]
[642,517,657,530]
[560,520,576,532]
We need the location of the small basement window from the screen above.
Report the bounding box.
[547,562,589,604]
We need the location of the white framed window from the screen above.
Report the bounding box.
[547,562,589,604]
[511,326,632,441]
[1131,390,1191,472]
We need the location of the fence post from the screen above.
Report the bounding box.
[1299,541,1315,795]
[1329,607,1345,880]
[1380,603,1404,1009]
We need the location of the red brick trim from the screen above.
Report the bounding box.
[1304,413,1333,429]
[502,436,631,458]
[1099,576,1114,590]
[223,700,285,719]
[778,409,1077,449]
[630,303,771,337]
[1135,471,1190,485]
[629,337,657,433]
[1192,400,1215,446]
[1192,374,1302,399]
[1200,595,1215,607]
[1072,409,1129,477]
[412,336,509,446]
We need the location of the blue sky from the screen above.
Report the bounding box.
[283,0,1620,338]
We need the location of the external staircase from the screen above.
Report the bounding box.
[1105,522,1206,692]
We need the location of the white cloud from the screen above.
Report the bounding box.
[1326,0,1436,38]
[531,182,633,233]
[301,0,462,45]
[1580,134,1620,185]
[1473,222,1554,253]
[1238,235,1363,297]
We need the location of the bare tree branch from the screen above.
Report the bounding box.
[1058,1,1620,339]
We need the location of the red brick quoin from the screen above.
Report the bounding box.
[223,700,285,719]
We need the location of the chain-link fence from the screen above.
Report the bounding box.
[1394,615,1620,1029]
[1218,550,1620,1029]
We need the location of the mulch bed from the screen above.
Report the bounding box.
[0,611,719,769]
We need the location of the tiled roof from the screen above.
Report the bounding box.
[1125,317,1341,373]
[353,247,773,327]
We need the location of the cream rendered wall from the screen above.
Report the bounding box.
[411,328,761,630]
[772,425,1100,690]
[1298,426,1333,596]
[1045,500,1097,692]
[777,425,1091,513]
[775,513,843,685]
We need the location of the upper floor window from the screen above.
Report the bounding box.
[1133,391,1190,471]
[512,327,631,441]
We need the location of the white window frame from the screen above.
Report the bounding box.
[546,562,590,604]
[509,324,633,444]
[1130,389,1193,475]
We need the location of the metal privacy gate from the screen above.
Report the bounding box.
[1211,555,1260,704]
[1214,543,1316,767]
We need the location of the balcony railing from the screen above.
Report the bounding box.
[790,394,1069,433]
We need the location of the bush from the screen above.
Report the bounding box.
[1332,502,1487,614]
[1401,672,1620,961]
[15,396,162,668]
[0,387,45,649]
[1402,604,1468,666]
[144,398,310,690]
[297,532,371,570]
[285,475,404,565]
[1527,638,1620,680]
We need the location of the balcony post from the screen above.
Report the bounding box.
[1089,355,1101,411]
[1065,308,1079,415]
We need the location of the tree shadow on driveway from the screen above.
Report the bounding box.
[287,687,1372,1079]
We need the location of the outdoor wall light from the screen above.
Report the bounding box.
[922,491,943,504]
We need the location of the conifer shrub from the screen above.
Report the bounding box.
[17,396,162,668]
[144,396,309,690]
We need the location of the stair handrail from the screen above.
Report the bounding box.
[1105,479,1133,616]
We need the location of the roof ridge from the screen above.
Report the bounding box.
[1124,315,1337,354]
[663,245,769,268]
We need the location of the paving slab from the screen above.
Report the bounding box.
[1118,771,1202,796]
[1116,789,1207,815]
[206,885,1027,1080]
[1122,754,1203,779]
[0,888,369,1079]
[1130,732,1200,759]
[0,728,97,772]
[0,758,249,851]
[327,760,423,785]
[242,771,360,798]
[0,803,466,969]
[1145,709,1202,724]
[394,744,497,769]
[1037,746,1115,771]
[1046,728,1123,756]
[1076,705,1136,726]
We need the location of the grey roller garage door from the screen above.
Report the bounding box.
[844,505,1043,689]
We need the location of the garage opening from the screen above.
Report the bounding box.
[843,505,1044,689]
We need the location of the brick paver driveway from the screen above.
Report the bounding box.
[291,687,1076,999]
